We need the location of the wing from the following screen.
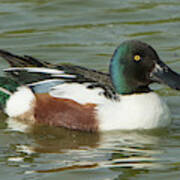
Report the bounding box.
[0,49,117,99]
[0,49,112,86]
[4,67,118,100]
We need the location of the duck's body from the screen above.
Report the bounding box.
[0,40,179,132]
[4,82,170,131]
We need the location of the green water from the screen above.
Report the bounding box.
[0,0,180,179]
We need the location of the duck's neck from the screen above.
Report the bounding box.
[110,45,132,94]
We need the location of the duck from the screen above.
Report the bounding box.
[0,40,179,132]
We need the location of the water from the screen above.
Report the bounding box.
[0,0,180,179]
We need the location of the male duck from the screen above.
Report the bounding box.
[0,40,179,132]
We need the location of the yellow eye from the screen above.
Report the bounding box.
[134,55,141,61]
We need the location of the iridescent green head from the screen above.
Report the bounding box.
[110,40,180,94]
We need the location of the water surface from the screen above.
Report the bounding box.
[0,0,180,180]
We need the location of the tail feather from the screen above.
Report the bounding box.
[0,77,19,109]
[0,49,51,67]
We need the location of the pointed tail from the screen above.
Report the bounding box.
[0,49,52,68]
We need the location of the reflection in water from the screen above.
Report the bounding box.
[30,125,100,153]
[7,118,100,152]
[5,117,166,176]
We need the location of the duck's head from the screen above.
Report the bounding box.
[110,40,180,94]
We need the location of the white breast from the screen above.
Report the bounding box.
[97,92,171,131]
[50,84,171,130]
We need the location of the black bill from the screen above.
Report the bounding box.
[150,60,180,90]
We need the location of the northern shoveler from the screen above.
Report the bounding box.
[0,40,179,132]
